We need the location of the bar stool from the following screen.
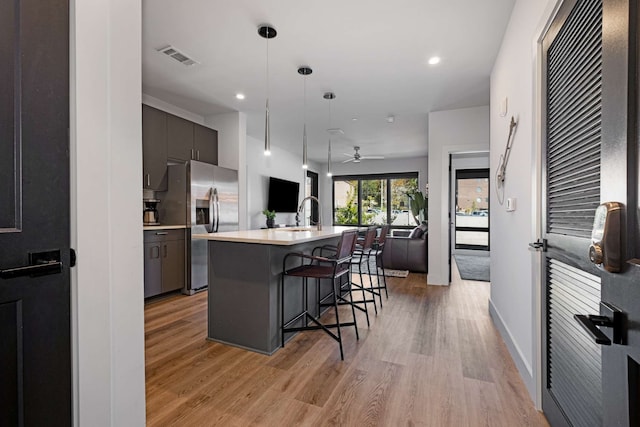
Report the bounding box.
[349,226,380,323]
[371,224,390,301]
[353,224,390,308]
[281,229,359,360]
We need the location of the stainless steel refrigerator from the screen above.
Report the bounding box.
[159,161,239,294]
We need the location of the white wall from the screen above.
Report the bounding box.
[205,113,248,230]
[428,106,490,286]
[142,94,206,125]
[318,156,429,227]
[71,0,145,425]
[489,0,559,403]
[245,136,319,229]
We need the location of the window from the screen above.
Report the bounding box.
[333,179,359,225]
[332,173,419,228]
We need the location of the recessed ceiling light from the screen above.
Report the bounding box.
[352,117,358,121]
[236,93,245,100]
[428,56,441,65]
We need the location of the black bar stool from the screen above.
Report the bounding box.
[349,225,380,322]
[281,229,359,360]
[372,224,390,300]
[354,224,390,309]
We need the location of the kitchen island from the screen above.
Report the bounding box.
[193,226,355,354]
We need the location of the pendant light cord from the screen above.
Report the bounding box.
[266,30,270,102]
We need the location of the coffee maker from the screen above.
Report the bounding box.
[143,199,160,225]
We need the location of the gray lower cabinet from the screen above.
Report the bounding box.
[144,229,185,298]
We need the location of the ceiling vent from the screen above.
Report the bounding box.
[156,45,199,66]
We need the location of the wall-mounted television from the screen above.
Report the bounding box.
[267,177,300,213]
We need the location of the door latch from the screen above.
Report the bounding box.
[528,239,547,251]
[0,250,63,279]
[574,302,624,346]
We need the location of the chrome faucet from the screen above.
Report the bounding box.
[297,196,322,231]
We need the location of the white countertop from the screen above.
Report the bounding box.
[143,225,187,230]
[192,226,356,246]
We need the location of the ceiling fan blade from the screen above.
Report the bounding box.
[360,156,385,160]
[341,153,353,157]
[342,158,355,163]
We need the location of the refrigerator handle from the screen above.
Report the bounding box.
[213,188,220,232]
[205,187,215,233]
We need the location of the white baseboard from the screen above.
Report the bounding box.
[488,299,536,400]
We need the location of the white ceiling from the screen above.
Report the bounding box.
[142,0,515,162]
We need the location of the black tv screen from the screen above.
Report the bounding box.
[267,177,300,212]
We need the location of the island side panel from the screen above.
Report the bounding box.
[208,241,273,353]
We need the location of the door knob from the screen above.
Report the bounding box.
[574,302,624,345]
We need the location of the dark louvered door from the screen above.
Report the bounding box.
[541,0,604,425]
[542,0,640,426]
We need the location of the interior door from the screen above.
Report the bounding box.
[597,1,640,424]
[541,0,640,425]
[541,0,604,425]
[0,0,71,425]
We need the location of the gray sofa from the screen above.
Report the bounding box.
[381,223,428,273]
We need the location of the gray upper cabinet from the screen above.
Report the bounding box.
[194,124,218,164]
[166,113,218,164]
[142,105,168,191]
[143,104,219,190]
[167,114,194,162]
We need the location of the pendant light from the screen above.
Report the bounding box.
[298,66,312,169]
[258,25,277,156]
[324,92,336,177]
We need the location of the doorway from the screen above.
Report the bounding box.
[449,153,490,282]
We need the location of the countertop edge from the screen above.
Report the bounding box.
[143,225,187,230]
[192,226,355,246]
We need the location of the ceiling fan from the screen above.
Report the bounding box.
[342,146,385,163]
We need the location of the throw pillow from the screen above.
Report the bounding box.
[408,226,424,239]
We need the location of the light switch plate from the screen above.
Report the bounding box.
[499,97,508,117]
[506,197,516,212]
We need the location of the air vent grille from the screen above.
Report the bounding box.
[156,45,199,67]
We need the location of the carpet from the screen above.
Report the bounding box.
[359,258,409,278]
[382,269,409,278]
[454,254,490,282]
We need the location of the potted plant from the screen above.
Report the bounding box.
[262,209,276,228]
[407,184,429,225]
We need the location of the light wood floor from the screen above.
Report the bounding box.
[145,265,549,426]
